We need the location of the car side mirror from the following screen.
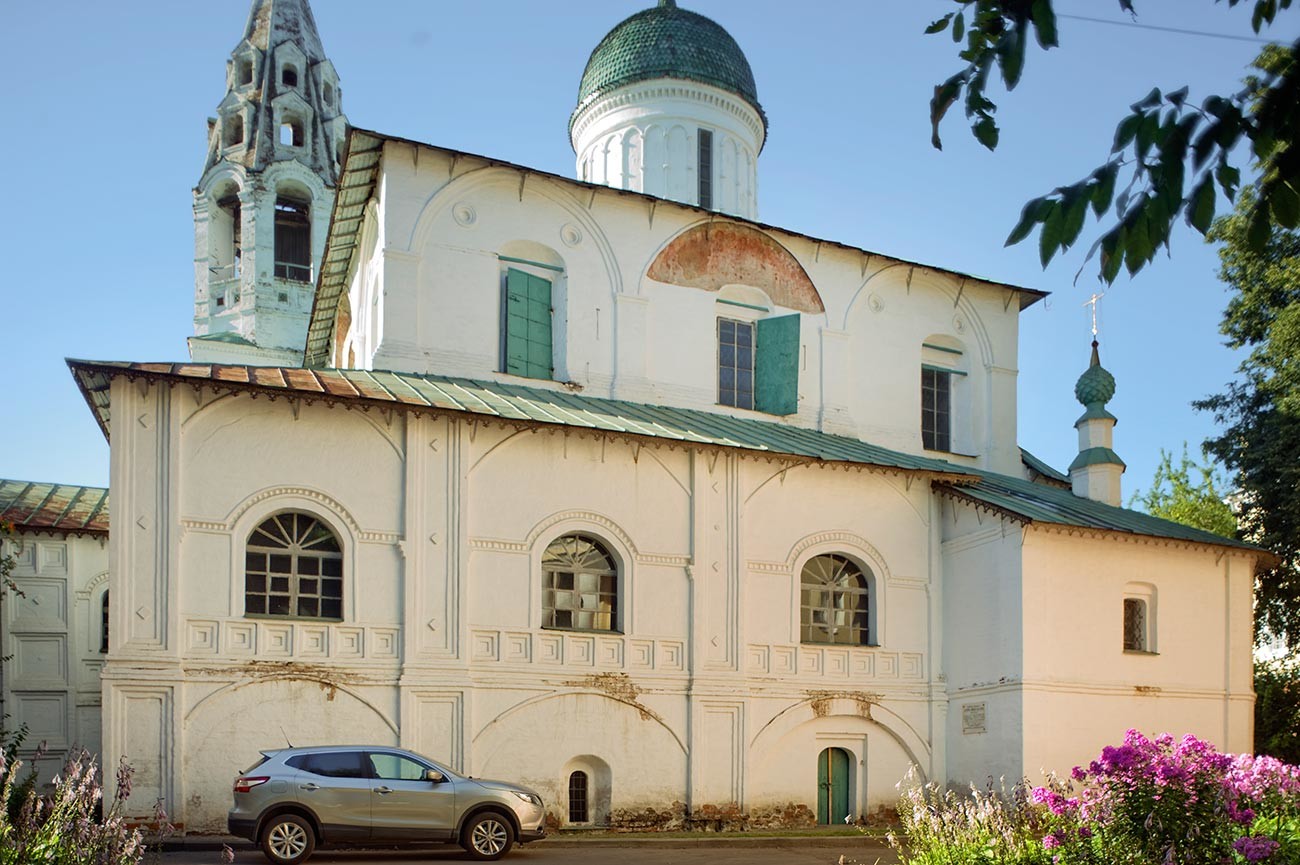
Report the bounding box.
[423,768,446,784]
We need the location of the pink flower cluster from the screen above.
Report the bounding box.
[1029,730,1300,863]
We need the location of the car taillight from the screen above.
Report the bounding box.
[234,776,270,793]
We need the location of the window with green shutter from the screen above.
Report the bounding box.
[503,267,554,380]
[755,314,800,415]
[716,313,800,416]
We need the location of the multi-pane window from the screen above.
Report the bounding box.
[921,368,952,451]
[542,535,617,632]
[503,267,554,380]
[1123,598,1148,652]
[568,771,589,823]
[800,554,872,646]
[698,128,714,209]
[245,512,343,620]
[274,197,311,281]
[718,318,755,409]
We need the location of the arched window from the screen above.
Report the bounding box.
[274,194,311,282]
[245,512,343,619]
[568,771,589,823]
[100,590,109,654]
[282,64,299,88]
[800,554,871,646]
[542,535,617,632]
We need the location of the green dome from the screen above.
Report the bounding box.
[574,0,766,128]
[1075,341,1117,407]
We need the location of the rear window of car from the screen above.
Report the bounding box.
[242,755,270,774]
[287,751,369,779]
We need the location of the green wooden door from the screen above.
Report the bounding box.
[816,748,851,825]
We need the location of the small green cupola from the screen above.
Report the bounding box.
[1068,340,1125,505]
[1074,340,1116,412]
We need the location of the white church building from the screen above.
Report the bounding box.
[3,0,1262,834]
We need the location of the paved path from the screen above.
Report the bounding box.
[162,838,900,865]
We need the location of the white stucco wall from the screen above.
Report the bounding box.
[1018,529,1255,778]
[341,143,1023,477]
[101,377,954,831]
[2,532,109,788]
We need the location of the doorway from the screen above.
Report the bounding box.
[816,747,851,825]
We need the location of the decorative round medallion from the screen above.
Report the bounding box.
[952,314,966,334]
[867,293,884,313]
[452,203,477,227]
[560,223,584,248]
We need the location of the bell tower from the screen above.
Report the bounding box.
[190,0,348,365]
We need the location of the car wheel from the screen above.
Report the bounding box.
[260,813,316,865]
[461,812,514,860]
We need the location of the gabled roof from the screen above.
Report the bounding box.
[0,479,109,538]
[66,360,977,483]
[302,128,1049,367]
[1020,447,1070,487]
[938,469,1263,555]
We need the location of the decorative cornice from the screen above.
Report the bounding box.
[571,79,765,150]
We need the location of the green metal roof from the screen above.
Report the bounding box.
[1019,447,1070,485]
[575,0,765,129]
[0,478,109,537]
[939,469,1261,554]
[191,332,255,346]
[67,360,975,482]
[67,360,1262,557]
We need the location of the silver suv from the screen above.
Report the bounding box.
[228,746,546,863]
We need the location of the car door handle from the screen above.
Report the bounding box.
[300,783,320,791]
[374,786,392,795]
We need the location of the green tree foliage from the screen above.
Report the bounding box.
[1255,657,1300,763]
[1130,444,1238,537]
[927,1,1299,283]
[1194,186,1300,651]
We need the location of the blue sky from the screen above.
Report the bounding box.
[2,1,1294,499]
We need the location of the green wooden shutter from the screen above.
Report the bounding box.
[504,268,553,379]
[755,313,799,415]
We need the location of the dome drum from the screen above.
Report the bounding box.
[570,1,765,219]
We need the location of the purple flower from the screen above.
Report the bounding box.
[1042,832,1065,850]
[1233,836,1280,863]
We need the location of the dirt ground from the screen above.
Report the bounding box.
[161,837,901,865]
